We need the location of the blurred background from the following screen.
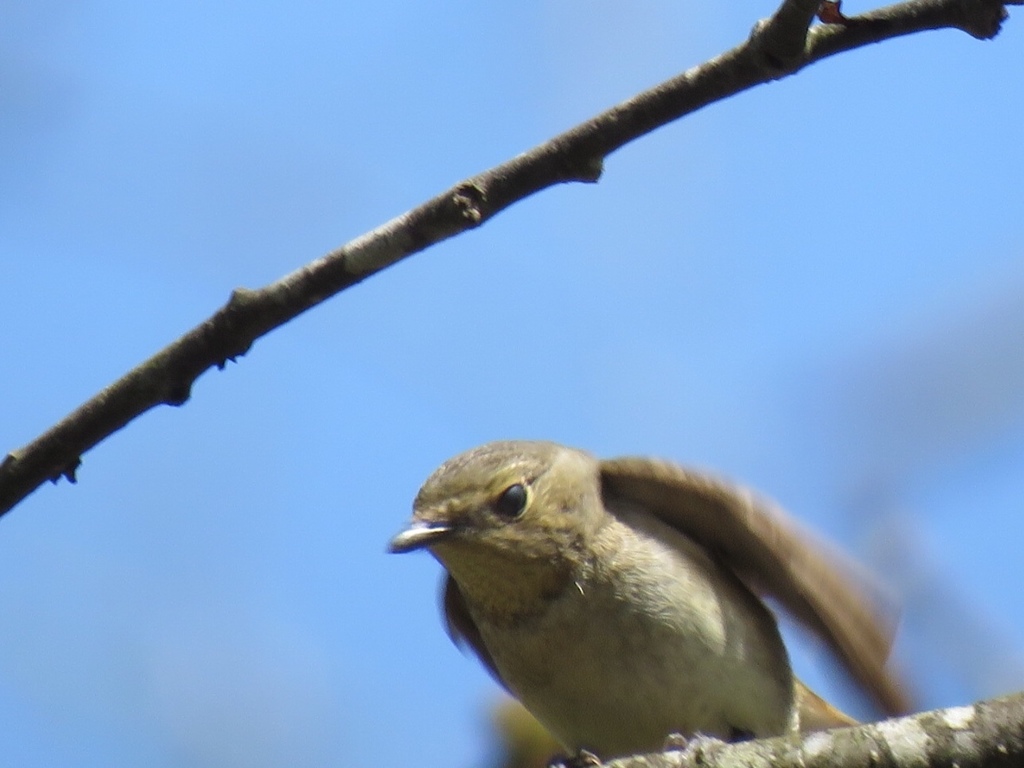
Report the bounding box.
[2,1,1023,766]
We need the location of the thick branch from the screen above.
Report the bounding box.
[605,692,1024,768]
[0,0,1018,516]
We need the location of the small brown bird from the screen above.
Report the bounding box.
[389,441,907,760]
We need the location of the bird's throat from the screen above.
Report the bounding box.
[435,544,574,626]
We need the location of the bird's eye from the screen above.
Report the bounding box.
[494,483,528,519]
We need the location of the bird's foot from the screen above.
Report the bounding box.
[662,732,729,762]
[547,749,602,768]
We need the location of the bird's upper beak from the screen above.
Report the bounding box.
[388,520,456,553]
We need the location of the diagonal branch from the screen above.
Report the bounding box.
[603,691,1024,768]
[0,0,1018,517]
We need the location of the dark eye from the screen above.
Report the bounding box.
[494,483,528,519]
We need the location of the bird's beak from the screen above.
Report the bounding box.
[388,521,456,553]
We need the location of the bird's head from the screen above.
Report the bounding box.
[389,440,606,610]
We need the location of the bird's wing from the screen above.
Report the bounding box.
[600,456,910,716]
[442,574,510,692]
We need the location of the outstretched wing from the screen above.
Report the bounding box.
[600,456,910,716]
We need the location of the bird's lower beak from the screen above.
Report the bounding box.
[388,521,456,553]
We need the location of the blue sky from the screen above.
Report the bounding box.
[2,2,1023,766]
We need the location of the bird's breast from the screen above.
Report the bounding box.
[469,511,795,756]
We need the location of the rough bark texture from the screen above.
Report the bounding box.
[603,692,1024,768]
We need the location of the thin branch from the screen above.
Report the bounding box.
[604,692,1024,768]
[0,0,1018,517]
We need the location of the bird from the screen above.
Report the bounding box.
[389,440,908,760]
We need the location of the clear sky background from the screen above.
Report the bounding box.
[2,2,1023,766]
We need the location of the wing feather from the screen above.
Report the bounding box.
[442,575,510,691]
[600,456,910,715]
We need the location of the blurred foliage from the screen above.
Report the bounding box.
[489,697,561,768]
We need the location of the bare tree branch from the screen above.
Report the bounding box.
[603,692,1024,768]
[0,0,1018,517]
